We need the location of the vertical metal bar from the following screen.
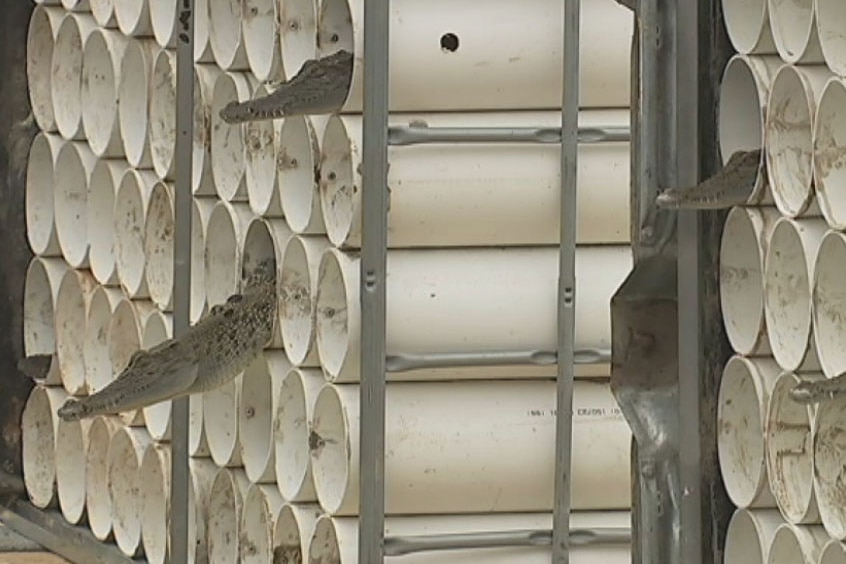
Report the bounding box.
[358,0,390,561]
[171,1,195,563]
[551,0,580,561]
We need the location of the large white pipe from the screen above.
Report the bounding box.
[244,85,281,217]
[23,257,68,385]
[142,310,174,441]
[813,77,846,230]
[765,64,830,217]
[27,6,64,133]
[272,503,321,564]
[114,169,157,299]
[767,0,823,64]
[140,443,171,564]
[60,0,89,10]
[88,159,128,286]
[812,394,846,540]
[275,367,323,501]
[204,373,244,467]
[720,206,780,356]
[240,352,290,483]
[193,64,221,196]
[209,0,250,70]
[242,0,283,81]
[277,0,317,77]
[243,215,291,347]
[721,0,777,54]
[25,133,64,257]
[22,385,67,509]
[195,0,215,63]
[118,38,158,169]
[211,72,256,202]
[108,426,153,557]
[90,0,117,28]
[144,181,175,311]
[718,355,781,509]
[277,115,325,234]
[54,141,97,268]
[308,512,631,564]
[85,415,122,541]
[724,508,783,564]
[239,484,285,564]
[764,217,827,372]
[316,246,630,383]
[149,0,178,48]
[311,381,631,515]
[191,394,211,458]
[108,297,156,426]
[207,468,250,564]
[317,0,632,111]
[81,29,129,157]
[821,539,846,564]
[188,459,218,563]
[204,201,254,308]
[55,267,98,395]
[719,54,782,204]
[816,0,846,76]
[280,235,330,367]
[83,285,122,395]
[812,230,846,378]
[51,13,96,140]
[765,371,823,524]
[114,0,152,37]
[767,523,828,564]
[320,111,630,249]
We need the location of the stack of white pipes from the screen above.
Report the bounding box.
[717,1,846,562]
[20,0,636,561]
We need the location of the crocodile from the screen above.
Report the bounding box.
[789,375,846,405]
[219,50,354,124]
[57,258,278,422]
[654,149,763,210]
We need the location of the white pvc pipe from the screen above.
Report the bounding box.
[108,298,156,425]
[140,443,170,564]
[320,111,630,248]
[812,230,846,378]
[316,246,631,383]
[308,512,632,564]
[85,415,122,541]
[83,285,122,394]
[765,64,831,217]
[191,394,211,458]
[90,0,117,28]
[821,539,846,564]
[149,0,178,48]
[816,0,846,76]
[240,352,290,483]
[108,426,153,557]
[277,0,317,78]
[244,215,291,347]
[25,133,64,257]
[718,355,781,509]
[317,0,632,111]
[23,257,68,385]
[204,201,254,308]
[812,394,846,539]
[61,0,89,11]
[55,267,98,395]
[765,371,823,524]
[27,6,64,133]
[719,54,782,204]
[764,218,827,372]
[722,0,777,54]
[88,159,128,285]
[191,198,216,324]
[767,0,823,64]
[814,77,846,230]
[144,181,175,311]
[188,459,218,563]
[245,84,281,217]
[311,381,631,515]
[114,0,152,37]
[239,484,285,564]
[114,169,157,299]
[204,373,244,467]
[193,64,221,196]
[142,310,174,441]
[51,13,96,140]
[724,508,783,564]
[209,0,250,70]
[720,206,781,356]
[56,417,90,524]
[242,0,283,81]
[767,523,828,563]
[54,140,97,268]
[278,115,325,234]
[22,385,67,509]
[195,0,215,63]
[118,38,158,169]
[272,503,321,564]
[211,72,256,201]
[275,367,323,501]
[207,468,250,564]
[81,29,129,157]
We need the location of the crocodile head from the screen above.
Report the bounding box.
[57,398,93,422]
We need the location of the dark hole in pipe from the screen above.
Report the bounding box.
[440,33,459,52]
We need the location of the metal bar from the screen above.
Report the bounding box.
[358,0,391,560]
[171,0,195,562]
[552,0,581,561]
[385,348,610,372]
[0,499,138,564]
[384,527,632,557]
[388,126,630,146]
